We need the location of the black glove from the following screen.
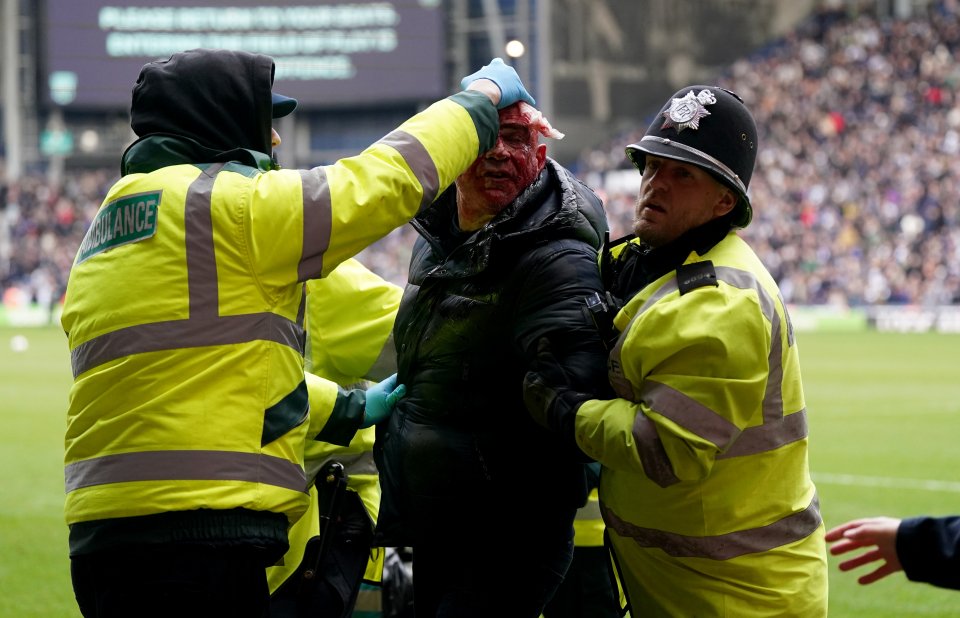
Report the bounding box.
[523,337,594,433]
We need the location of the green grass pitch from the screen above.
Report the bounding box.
[1,325,957,617]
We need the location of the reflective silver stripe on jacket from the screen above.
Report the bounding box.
[70,163,304,378]
[632,411,681,487]
[717,409,808,459]
[298,167,333,281]
[64,450,307,493]
[70,314,304,379]
[602,493,822,560]
[296,130,439,280]
[608,263,805,486]
[378,130,441,212]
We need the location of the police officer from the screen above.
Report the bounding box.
[524,85,828,616]
[61,49,533,618]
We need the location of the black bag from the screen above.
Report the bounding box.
[271,462,369,618]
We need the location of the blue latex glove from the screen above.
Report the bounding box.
[460,57,535,109]
[361,374,406,428]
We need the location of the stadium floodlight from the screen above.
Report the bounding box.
[505,39,525,58]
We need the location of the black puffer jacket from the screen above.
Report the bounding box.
[374,159,611,545]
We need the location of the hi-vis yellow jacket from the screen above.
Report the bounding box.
[576,232,828,617]
[573,488,604,548]
[267,258,401,593]
[61,91,497,544]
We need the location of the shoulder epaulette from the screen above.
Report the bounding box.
[676,261,718,295]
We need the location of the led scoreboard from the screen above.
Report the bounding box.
[44,0,446,108]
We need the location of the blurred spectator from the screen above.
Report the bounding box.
[1,168,116,312]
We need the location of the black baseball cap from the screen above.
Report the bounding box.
[272,92,298,118]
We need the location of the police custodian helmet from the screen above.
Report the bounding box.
[625,85,758,228]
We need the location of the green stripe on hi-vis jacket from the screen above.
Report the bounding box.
[76,190,162,264]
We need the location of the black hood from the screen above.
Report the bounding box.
[130,48,275,155]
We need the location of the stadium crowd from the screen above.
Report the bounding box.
[2,4,960,309]
[580,3,960,307]
[0,167,114,313]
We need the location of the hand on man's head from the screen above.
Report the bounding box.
[461,58,536,109]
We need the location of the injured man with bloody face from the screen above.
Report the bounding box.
[372,100,613,618]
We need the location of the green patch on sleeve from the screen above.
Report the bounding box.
[77,190,162,263]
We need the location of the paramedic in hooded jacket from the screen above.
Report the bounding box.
[373,101,612,617]
[524,86,828,616]
[60,49,533,618]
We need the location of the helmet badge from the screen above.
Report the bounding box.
[661,89,717,132]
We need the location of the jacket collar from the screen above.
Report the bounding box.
[120,134,275,176]
[610,217,733,303]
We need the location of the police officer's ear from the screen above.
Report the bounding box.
[714,185,738,219]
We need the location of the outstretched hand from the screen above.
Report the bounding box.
[460,58,536,109]
[825,517,904,585]
[361,373,406,428]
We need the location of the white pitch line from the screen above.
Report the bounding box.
[813,472,960,493]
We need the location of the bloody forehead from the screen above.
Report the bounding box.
[498,103,535,128]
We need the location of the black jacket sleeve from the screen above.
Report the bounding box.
[896,515,960,590]
[512,239,612,458]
